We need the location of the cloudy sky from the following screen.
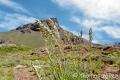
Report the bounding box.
[0,0,120,44]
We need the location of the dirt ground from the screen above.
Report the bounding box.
[13,66,37,80]
[11,45,120,80]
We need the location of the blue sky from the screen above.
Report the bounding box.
[0,0,120,44]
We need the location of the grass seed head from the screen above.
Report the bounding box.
[36,19,60,44]
[36,20,51,39]
[46,18,60,40]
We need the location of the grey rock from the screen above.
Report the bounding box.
[11,18,91,45]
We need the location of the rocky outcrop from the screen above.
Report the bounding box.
[20,29,31,34]
[11,18,90,45]
[12,18,60,32]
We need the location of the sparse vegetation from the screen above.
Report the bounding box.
[0,31,45,48]
[35,19,120,80]
[89,27,93,47]
[0,18,119,80]
[0,45,31,56]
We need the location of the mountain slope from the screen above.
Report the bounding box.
[0,18,91,48]
[0,30,45,48]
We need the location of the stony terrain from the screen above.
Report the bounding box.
[0,18,120,80]
[0,18,92,48]
[0,44,119,80]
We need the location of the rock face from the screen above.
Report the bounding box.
[11,18,65,41]
[12,18,60,32]
[20,29,31,34]
[11,18,90,45]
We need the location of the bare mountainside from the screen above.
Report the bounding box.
[0,18,98,48]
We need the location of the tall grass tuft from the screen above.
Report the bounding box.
[36,19,66,79]
[35,19,100,80]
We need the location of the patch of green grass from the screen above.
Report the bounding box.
[0,68,14,80]
[23,56,48,61]
[112,51,120,67]
[0,31,45,48]
[3,60,17,67]
[0,45,31,56]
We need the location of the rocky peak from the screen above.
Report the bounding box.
[11,18,61,33]
[11,18,90,45]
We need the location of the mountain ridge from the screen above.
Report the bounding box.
[0,18,101,48]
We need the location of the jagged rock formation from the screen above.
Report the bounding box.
[11,18,61,32]
[11,18,91,45]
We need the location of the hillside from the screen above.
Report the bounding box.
[0,18,90,48]
[0,18,119,80]
[0,31,45,48]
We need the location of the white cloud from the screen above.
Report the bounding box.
[101,26,120,38]
[93,40,98,44]
[70,16,81,24]
[52,0,120,21]
[81,19,101,29]
[51,0,71,9]
[52,0,120,34]
[83,34,99,44]
[0,0,29,13]
[83,34,89,40]
[71,16,102,31]
[96,33,102,39]
[0,12,36,30]
[60,25,69,31]
[61,24,100,44]
[52,0,120,43]
[71,31,78,35]
[70,16,120,40]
